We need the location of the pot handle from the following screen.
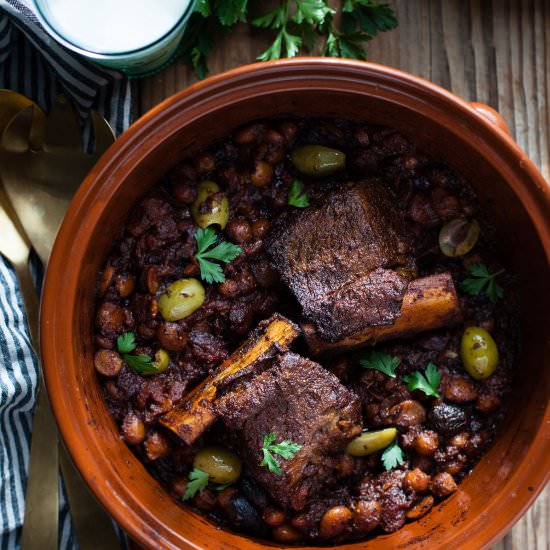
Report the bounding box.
[469,102,511,136]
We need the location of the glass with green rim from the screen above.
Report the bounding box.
[32,0,196,78]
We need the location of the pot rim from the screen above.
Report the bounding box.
[41,58,550,550]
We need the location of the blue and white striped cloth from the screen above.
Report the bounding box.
[0,1,135,548]
[0,258,78,549]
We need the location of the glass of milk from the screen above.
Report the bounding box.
[32,0,196,77]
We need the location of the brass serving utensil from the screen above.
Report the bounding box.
[0,95,114,264]
[0,91,120,549]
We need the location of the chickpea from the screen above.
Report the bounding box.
[95,302,125,334]
[291,145,346,176]
[156,322,188,352]
[251,219,270,240]
[226,218,252,243]
[346,428,397,457]
[476,393,501,414]
[218,279,240,298]
[389,400,426,428]
[171,477,188,498]
[460,326,499,380]
[406,496,434,519]
[190,180,229,229]
[193,446,242,484]
[272,524,303,543]
[172,180,198,204]
[193,152,215,174]
[216,486,239,512]
[263,506,286,527]
[250,160,274,187]
[144,431,170,461]
[98,265,115,295]
[121,412,145,445]
[443,376,478,403]
[193,488,217,512]
[439,219,480,257]
[158,278,205,322]
[94,349,123,377]
[403,468,430,493]
[319,505,353,539]
[234,123,263,144]
[352,500,380,534]
[412,431,439,456]
[430,472,458,497]
[116,273,135,298]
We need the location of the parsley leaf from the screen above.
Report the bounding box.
[182,468,210,501]
[214,482,232,491]
[360,351,400,378]
[381,441,404,471]
[181,2,397,78]
[116,332,158,375]
[288,180,309,208]
[116,332,135,355]
[403,362,441,398]
[194,227,242,284]
[260,432,302,476]
[460,263,505,303]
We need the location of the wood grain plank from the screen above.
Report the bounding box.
[139,2,550,547]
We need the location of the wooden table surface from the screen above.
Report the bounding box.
[140,1,549,548]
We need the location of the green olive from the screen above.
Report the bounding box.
[142,349,170,377]
[460,326,499,380]
[158,278,205,322]
[439,219,480,257]
[291,145,346,176]
[193,446,242,484]
[191,180,229,229]
[345,428,397,457]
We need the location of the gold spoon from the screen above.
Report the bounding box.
[0,90,120,549]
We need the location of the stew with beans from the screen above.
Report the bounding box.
[93,118,517,543]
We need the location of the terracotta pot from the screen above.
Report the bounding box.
[41,59,550,550]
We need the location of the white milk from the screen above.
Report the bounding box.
[38,0,188,54]
[33,0,195,75]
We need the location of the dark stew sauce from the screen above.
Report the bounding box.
[93,118,517,544]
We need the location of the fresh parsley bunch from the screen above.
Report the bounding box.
[181,0,398,79]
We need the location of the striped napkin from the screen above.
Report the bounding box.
[0,1,136,547]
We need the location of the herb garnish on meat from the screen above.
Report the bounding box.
[260,433,302,475]
[194,227,242,284]
[116,332,158,375]
[360,351,400,378]
[461,263,505,303]
[403,362,441,398]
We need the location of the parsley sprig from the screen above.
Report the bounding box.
[360,351,400,378]
[180,1,398,78]
[381,441,404,471]
[403,362,441,398]
[182,468,210,500]
[260,433,302,475]
[288,180,309,208]
[182,467,234,501]
[460,263,505,303]
[194,227,242,284]
[117,332,158,375]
